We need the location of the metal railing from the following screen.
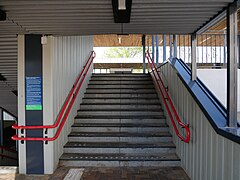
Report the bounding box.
[146,50,190,143]
[177,34,227,67]
[12,51,96,141]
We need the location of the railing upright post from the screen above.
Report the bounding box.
[152,35,155,63]
[191,33,197,81]
[156,34,159,65]
[142,34,146,73]
[163,35,166,62]
[227,1,238,127]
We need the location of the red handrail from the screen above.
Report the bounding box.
[0,146,18,160]
[146,50,190,143]
[12,51,96,141]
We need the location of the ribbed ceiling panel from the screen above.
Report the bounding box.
[0,0,234,35]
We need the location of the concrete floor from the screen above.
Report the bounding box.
[0,166,190,180]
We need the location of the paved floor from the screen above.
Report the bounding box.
[0,166,190,180]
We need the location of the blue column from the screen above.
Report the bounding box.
[163,35,166,62]
[142,35,146,73]
[25,35,44,174]
[152,35,155,63]
[156,35,159,64]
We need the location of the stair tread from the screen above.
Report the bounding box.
[72,123,168,127]
[65,141,175,148]
[69,131,172,137]
[60,153,180,161]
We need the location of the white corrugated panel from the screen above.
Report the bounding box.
[156,63,240,180]
[42,35,93,174]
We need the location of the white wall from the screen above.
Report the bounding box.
[197,69,240,113]
[43,36,93,174]
[157,63,240,180]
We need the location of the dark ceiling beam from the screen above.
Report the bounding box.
[112,0,132,23]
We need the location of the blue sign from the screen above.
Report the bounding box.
[25,77,42,110]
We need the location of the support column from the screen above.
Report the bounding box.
[227,2,238,127]
[163,35,166,62]
[156,35,159,64]
[18,35,44,174]
[169,35,173,59]
[191,34,197,81]
[152,35,155,63]
[173,35,178,58]
[142,34,146,73]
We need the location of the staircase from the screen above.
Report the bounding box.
[60,73,180,167]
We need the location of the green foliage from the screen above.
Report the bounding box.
[103,47,142,58]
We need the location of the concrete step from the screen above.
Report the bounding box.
[74,118,166,124]
[63,141,176,154]
[72,123,167,127]
[77,111,164,116]
[76,113,164,119]
[82,98,160,104]
[86,89,156,94]
[79,104,162,111]
[59,153,180,167]
[88,84,155,89]
[92,74,150,77]
[89,80,153,85]
[71,122,169,133]
[91,77,152,81]
[68,132,172,143]
[83,93,158,99]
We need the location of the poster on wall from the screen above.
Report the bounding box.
[25,76,42,111]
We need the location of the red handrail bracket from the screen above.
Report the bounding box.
[145,50,190,143]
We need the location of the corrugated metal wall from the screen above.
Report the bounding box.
[0,35,17,116]
[42,36,93,174]
[157,63,240,180]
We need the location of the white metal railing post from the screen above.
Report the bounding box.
[227,1,238,127]
[173,35,177,58]
[191,34,197,81]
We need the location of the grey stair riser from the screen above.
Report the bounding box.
[68,136,172,143]
[77,111,164,116]
[61,73,178,168]
[82,99,160,104]
[83,94,158,98]
[89,81,153,85]
[59,160,180,167]
[91,78,151,81]
[86,89,156,93]
[64,147,176,154]
[74,118,166,124]
[79,104,161,111]
[88,85,154,89]
[71,127,169,133]
[92,74,149,77]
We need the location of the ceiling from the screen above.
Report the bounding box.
[0,0,234,35]
[0,0,235,116]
